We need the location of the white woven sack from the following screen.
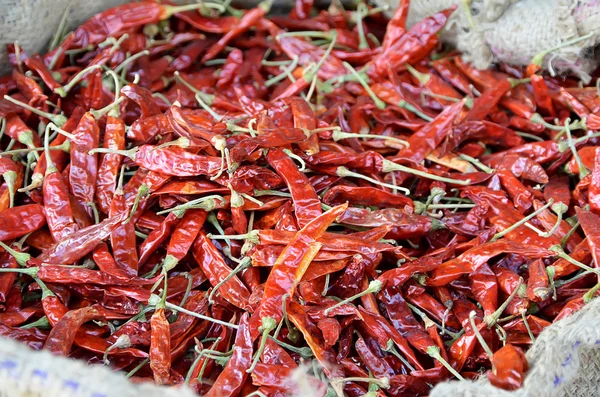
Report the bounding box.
[379,0,600,82]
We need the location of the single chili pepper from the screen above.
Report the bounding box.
[389,99,464,164]
[66,2,208,50]
[96,115,126,214]
[205,313,252,397]
[68,112,99,218]
[266,148,322,227]
[379,285,440,356]
[137,212,180,267]
[497,169,533,212]
[149,304,171,385]
[265,22,345,81]
[0,204,46,241]
[381,0,409,51]
[44,306,101,356]
[92,243,131,279]
[530,74,556,117]
[487,344,528,390]
[109,186,138,277]
[368,7,455,78]
[37,213,126,265]
[42,125,78,242]
[91,145,222,177]
[358,307,424,371]
[159,209,207,271]
[336,207,435,240]
[0,255,17,303]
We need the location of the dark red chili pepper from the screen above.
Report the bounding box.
[205,313,252,397]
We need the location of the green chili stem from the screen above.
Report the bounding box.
[382,159,471,186]
[342,62,385,109]
[247,317,277,373]
[148,294,239,329]
[3,95,67,126]
[458,154,494,174]
[323,280,382,316]
[468,311,495,371]
[336,166,411,195]
[491,199,554,241]
[484,279,524,327]
[426,346,465,380]
[207,257,251,304]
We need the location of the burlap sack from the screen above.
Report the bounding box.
[0,1,600,396]
[379,0,600,81]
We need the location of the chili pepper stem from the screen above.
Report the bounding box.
[0,241,31,267]
[405,63,430,86]
[550,244,600,276]
[90,96,126,120]
[163,3,224,19]
[530,32,593,69]
[330,376,390,390]
[384,340,416,372]
[522,311,536,343]
[157,195,224,216]
[185,337,221,385]
[343,62,386,109]
[538,203,568,238]
[148,294,239,329]
[484,278,524,327]
[332,129,409,148]
[207,257,251,304]
[468,311,495,371]
[564,119,589,179]
[265,56,299,88]
[0,266,38,277]
[247,317,277,373]
[3,95,67,126]
[103,334,132,366]
[88,146,137,160]
[458,154,494,174]
[55,64,102,97]
[426,346,465,381]
[3,171,17,208]
[125,358,149,379]
[323,280,382,315]
[173,72,221,121]
[336,166,411,194]
[125,183,150,224]
[398,100,433,122]
[561,221,580,247]
[382,159,471,186]
[583,282,600,303]
[491,199,554,241]
[206,230,260,244]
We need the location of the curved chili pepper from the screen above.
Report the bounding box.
[205,313,252,397]
[44,306,101,356]
[0,204,46,241]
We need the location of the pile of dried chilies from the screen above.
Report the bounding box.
[1,0,600,395]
